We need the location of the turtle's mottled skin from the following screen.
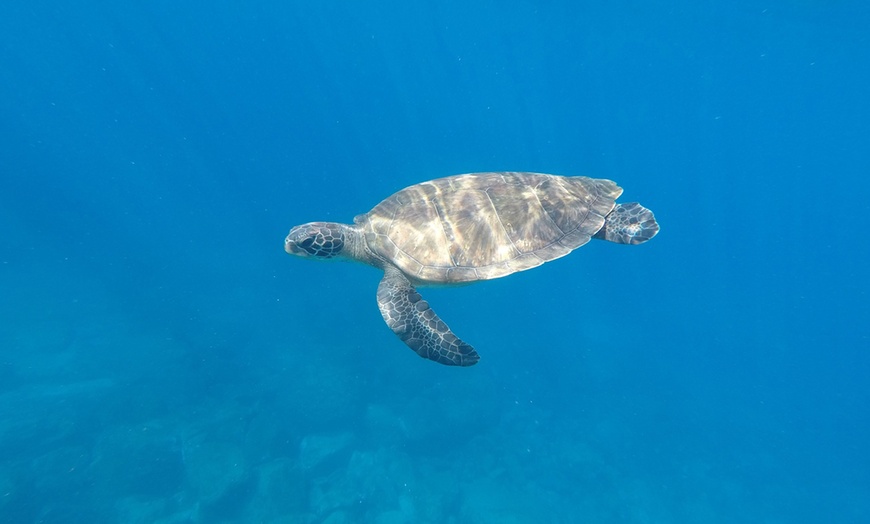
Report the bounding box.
[285,172,659,366]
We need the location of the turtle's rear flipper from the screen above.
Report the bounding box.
[377,266,479,366]
[594,202,659,245]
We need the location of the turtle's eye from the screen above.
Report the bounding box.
[299,234,324,256]
[299,236,316,252]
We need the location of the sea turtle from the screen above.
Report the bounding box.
[284,172,659,366]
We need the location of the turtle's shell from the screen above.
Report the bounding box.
[355,172,622,284]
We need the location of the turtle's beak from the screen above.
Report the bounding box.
[284,229,305,256]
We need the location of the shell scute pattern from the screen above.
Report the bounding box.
[360,172,623,284]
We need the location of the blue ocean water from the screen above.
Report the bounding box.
[2,1,868,522]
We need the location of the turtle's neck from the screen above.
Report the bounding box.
[340,223,373,265]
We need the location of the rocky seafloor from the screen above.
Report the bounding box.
[0,297,809,524]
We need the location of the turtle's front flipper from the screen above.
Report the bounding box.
[377,266,479,366]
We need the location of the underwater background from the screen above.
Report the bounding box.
[1,1,868,523]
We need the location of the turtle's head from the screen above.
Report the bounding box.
[285,222,348,260]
